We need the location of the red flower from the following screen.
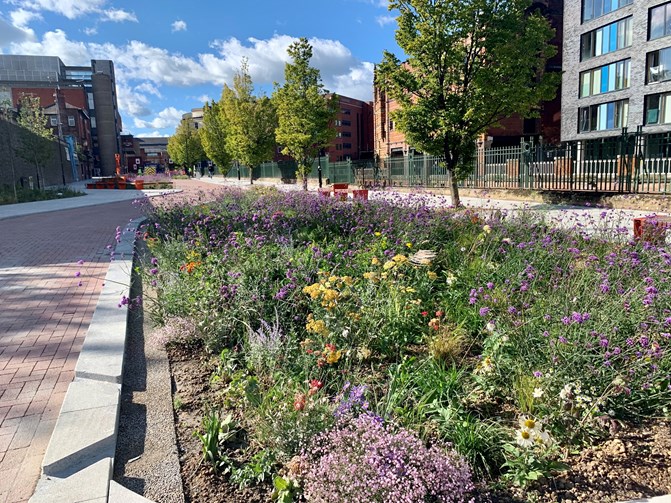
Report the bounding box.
[435,310,444,317]
[310,379,324,390]
[421,311,429,317]
[294,393,306,411]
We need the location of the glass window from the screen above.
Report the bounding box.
[645,92,671,124]
[581,17,632,60]
[647,47,671,83]
[68,116,75,126]
[650,2,671,40]
[579,59,630,97]
[578,99,628,132]
[583,0,632,22]
[50,117,58,126]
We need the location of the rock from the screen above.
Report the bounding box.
[602,439,626,458]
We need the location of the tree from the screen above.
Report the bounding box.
[377,0,560,206]
[201,100,232,175]
[273,38,338,190]
[16,94,54,189]
[221,59,277,185]
[0,100,19,202]
[167,119,205,175]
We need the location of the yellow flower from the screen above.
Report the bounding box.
[482,224,492,234]
[325,349,342,364]
[341,276,353,286]
[392,254,408,264]
[406,242,413,248]
[306,318,329,337]
[363,271,377,281]
[427,271,438,280]
[374,232,381,237]
[371,257,380,266]
[328,275,338,284]
[383,260,396,270]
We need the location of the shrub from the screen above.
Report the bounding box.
[300,414,474,503]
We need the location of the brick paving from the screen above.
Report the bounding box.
[0,179,226,503]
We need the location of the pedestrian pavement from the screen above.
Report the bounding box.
[0,177,667,502]
[0,179,220,503]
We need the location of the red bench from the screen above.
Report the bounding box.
[633,216,671,243]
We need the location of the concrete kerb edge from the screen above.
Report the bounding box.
[30,217,148,503]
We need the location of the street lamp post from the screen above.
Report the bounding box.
[317,148,323,188]
[53,85,67,185]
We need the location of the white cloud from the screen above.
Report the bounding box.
[116,82,152,117]
[6,0,108,19]
[101,9,137,23]
[135,82,162,97]
[136,130,167,138]
[171,20,187,32]
[376,15,396,26]
[0,17,33,46]
[8,30,375,127]
[134,106,186,130]
[9,8,41,28]
[83,27,97,36]
[196,94,211,104]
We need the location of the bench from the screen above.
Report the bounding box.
[633,215,671,243]
[318,184,369,201]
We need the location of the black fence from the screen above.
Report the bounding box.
[224,128,671,195]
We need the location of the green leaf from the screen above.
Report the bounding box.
[273,476,289,491]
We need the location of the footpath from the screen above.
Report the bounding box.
[0,177,668,503]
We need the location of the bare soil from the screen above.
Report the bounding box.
[167,343,671,503]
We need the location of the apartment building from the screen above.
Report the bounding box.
[562,0,671,141]
[0,55,123,176]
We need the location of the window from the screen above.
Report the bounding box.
[649,2,671,40]
[50,117,58,126]
[336,143,343,151]
[343,143,352,149]
[579,59,630,97]
[647,47,671,83]
[341,108,351,115]
[578,99,628,132]
[340,131,351,137]
[90,117,96,128]
[341,120,351,126]
[645,92,671,124]
[68,116,75,126]
[87,93,94,109]
[389,120,395,130]
[581,17,632,60]
[583,0,632,22]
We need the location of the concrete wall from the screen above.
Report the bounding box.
[562,0,671,141]
[92,72,120,177]
[0,119,74,189]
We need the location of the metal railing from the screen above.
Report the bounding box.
[221,129,671,195]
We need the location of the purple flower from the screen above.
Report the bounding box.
[74,271,81,277]
[533,371,543,378]
[479,307,491,316]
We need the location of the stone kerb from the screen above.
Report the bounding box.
[29,218,145,503]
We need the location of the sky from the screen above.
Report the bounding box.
[0,0,402,137]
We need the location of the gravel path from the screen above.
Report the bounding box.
[113,259,184,503]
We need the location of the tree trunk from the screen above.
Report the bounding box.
[449,168,461,207]
[249,166,254,185]
[302,175,308,191]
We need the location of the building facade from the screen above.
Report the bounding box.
[0,55,122,177]
[561,0,671,142]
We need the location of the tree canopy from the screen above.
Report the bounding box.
[201,100,232,175]
[167,119,205,173]
[16,94,55,189]
[221,59,277,185]
[377,0,560,205]
[273,38,338,190]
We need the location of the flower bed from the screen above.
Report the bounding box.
[141,187,671,502]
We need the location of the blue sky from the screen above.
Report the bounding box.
[0,0,402,137]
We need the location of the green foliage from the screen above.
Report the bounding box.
[194,409,238,472]
[167,118,205,170]
[229,450,276,488]
[16,94,55,189]
[377,0,559,205]
[272,475,300,503]
[201,100,232,174]
[0,185,83,206]
[273,38,338,190]
[501,443,568,487]
[221,59,278,185]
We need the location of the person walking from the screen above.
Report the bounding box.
[208,164,214,178]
